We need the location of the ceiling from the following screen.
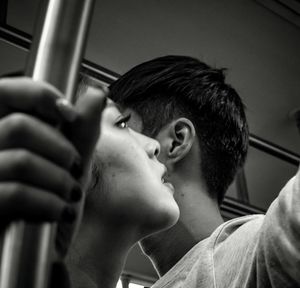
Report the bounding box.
[1,0,300,283]
[3,0,300,151]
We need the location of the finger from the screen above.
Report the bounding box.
[0,113,81,172]
[0,77,65,125]
[0,150,82,202]
[0,182,76,224]
[65,86,107,168]
[56,99,77,122]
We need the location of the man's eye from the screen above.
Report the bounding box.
[115,114,131,129]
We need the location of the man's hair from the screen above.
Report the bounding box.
[109,55,249,204]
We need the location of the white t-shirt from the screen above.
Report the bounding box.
[152,171,300,288]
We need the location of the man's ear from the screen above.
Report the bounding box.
[157,118,196,164]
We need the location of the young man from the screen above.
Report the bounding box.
[109,55,300,287]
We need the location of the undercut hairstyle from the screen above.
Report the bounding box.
[109,55,249,204]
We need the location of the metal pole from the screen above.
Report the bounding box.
[0,1,95,287]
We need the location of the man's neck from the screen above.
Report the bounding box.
[140,180,224,276]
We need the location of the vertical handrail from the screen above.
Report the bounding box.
[0,1,95,287]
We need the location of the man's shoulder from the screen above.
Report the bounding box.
[212,214,264,246]
[152,215,264,288]
[212,214,266,287]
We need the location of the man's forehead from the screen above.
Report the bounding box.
[122,107,144,133]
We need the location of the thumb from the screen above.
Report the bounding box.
[64,86,107,177]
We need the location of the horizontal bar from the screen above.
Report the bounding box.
[0,24,119,84]
[221,196,265,216]
[249,133,300,166]
[1,24,299,167]
[0,25,31,51]
[81,59,118,84]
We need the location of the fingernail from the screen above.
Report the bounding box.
[61,207,76,223]
[70,158,83,179]
[71,186,82,202]
[56,98,77,122]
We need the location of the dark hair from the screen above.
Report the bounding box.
[109,55,249,204]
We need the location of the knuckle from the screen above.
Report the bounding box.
[8,183,25,207]
[36,87,50,105]
[5,113,29,139]
[64,146,79,169]
[58,141,73,160]
[8,113,28,129]
[37,84,58,106]
[12,150,32,176]
[58,170,73,196]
